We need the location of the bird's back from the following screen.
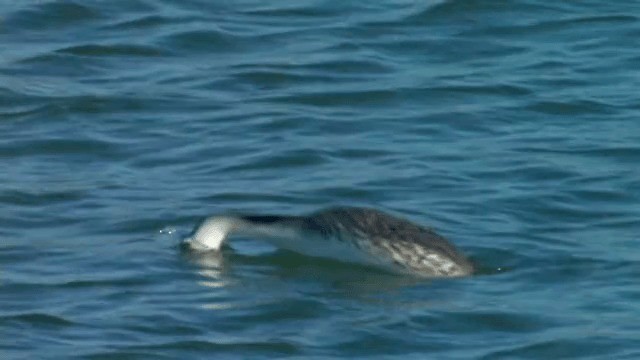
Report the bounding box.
[300,207,474,276]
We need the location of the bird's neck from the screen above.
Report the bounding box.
[189,215,301,251]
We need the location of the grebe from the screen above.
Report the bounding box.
[184,207,473,278]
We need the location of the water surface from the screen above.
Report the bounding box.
[2,1,640,358]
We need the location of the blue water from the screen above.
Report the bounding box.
[2,1,640,358]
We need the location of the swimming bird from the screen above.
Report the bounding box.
[184,207,473,278]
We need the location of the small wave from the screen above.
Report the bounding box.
[218,148,329,172]
[102,15,180,31]
[6,1,102,30]
[160,29,246,53]
[125,339,300,355]
[524,99,615,115]
[0,189,86,206]
[3,312,75,327]
[0,137,124,160]
[480,337,617,359]
[56,44,168,57]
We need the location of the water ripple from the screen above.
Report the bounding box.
[6,2,102,30]
[57,44,168,57]
[3,312,76,327]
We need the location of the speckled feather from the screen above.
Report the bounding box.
[297,207,474,276]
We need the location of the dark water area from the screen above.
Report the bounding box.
[2,1,640,358]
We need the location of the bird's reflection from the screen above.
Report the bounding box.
[180,241,471,315]
[180,245,231,288]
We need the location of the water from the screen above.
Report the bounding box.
[2,0,639,358]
